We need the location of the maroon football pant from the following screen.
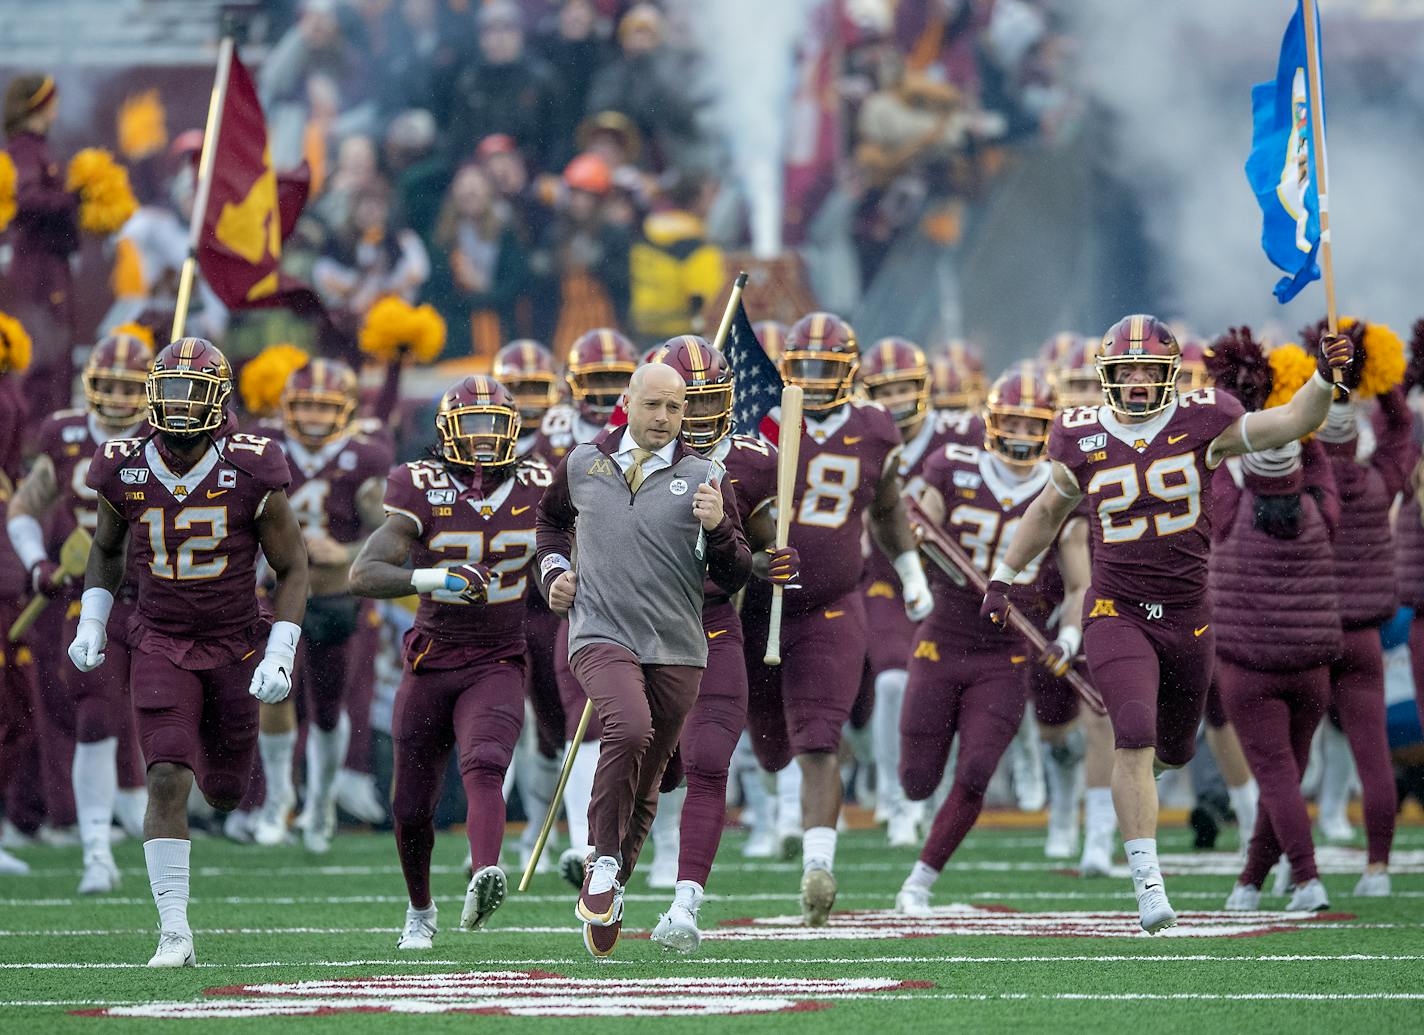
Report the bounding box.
[1027,661,1080,728]
[570,643,701,877]
[343,601,381,773]
[555,619,603,742]
[677,602,746,888]
[391,656,525,909]
[30,602,76,826]
[525,602,566,759]
[0,606,37,818]
[62,602,142,787]
[130,647,261,809]
[1217,659,1328,887]
[744,592,868,772]
[1082,598,1214,766]
[900,641,1027,871]
[1328,626,1396,866]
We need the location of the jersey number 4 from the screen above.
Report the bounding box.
[139,506,228,580]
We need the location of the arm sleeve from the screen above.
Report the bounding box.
[534,453,578,598]
[705,475,752,595]
[1371,386,1417,499]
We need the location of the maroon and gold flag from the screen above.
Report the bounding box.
[197,51,321,315]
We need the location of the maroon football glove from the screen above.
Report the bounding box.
[765,546,801,587]
[1317,332,1353,379]
[30,560,69,599]
[980,579,1012,629]
[447,562,491,605]
[1039,639,1073,678]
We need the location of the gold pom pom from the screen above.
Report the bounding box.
[0,309,33,374]
[359,296,447,364]
[1264,343,1315,411]
[117,89,167,161]
[65,148,139,235]
[0,151,15,233]
[239,343,310,416]
[1340,316,1407,400]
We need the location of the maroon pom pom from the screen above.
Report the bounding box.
[1205,326,1273,411]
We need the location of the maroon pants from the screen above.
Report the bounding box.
[1218,660,1328,887]
[1329,626,1396,865]
[1082,597,1214,766]
[556,620,603,742]
[525,602,566,759]
[0,608,37,812]
[343,601,382,773]
[900,640,1027,870]
[571,642,701,876]
[677,602,746,888]
[391,654,525,909]
[1028,661,1080,728]
[31,602,76,826]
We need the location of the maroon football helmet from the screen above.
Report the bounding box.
[984,365,1057,465]
[860,336,930,432]
[565,328,637,423]
[435,375,521,467]
[1096,314,1181,417]
[649,335,734,449]
[754,320,788,362]
[782,312,859,412]
[146,337,233,434]
[1052,335,1104,409]
[1176,336,1213,393]
[84,330,154,425]
[1038,331,1084,368]
[281,358,358,446]
[493,339,559,423]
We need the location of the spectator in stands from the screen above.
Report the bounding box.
[628,171,724,343]
[427,162,531,361]
[445,1,567,173]
[310,133,381,233]
[384,109,449,244]
[535,0,615,149]
[476,134,549,248]
[376,0,464,119]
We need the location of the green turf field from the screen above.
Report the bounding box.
[3,818,1422,1033]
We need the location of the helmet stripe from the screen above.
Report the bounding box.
[687,337,704,377]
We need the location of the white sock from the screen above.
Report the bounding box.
[1084,787,1116,836]
[409,899,436,916]
[872,669,909,813]
[1124,836,1160,879]
[802,826,836,871]
[144,838,191,935]
[776,765,803,834]
[563,739,600,855]
[904,859,939,891]
[1045,748,1083,825]
[1228,779,1259,843]
[73,738,118,860]
[674,878,703,909]
[652,783,686,859]
[259,729,297,805]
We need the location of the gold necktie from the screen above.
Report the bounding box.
[625,447,654,493]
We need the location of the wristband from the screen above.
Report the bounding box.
[1311,370,1332,391]
[266,620,302,660]
[892,550,927,589]
[411,568,459,594]
[6,515,48,573]
[79,587,114,627]
[990,561,1020,585]
[1055,625,1082,657]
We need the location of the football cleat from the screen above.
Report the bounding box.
[147,929,196,968]
[460,865,507,931]
[222,810,253,844]
[252,786,296,847]
[741,827,778,858]
[1353,870,1391,897]
[1270,854,1294,897]
[1287,878,1330,912]
[1010,731,1046,812]
[576,856,624,927]
[1135,879,1177,934]
[887,810,921,849]
[1318,812,1355,844]
[651,902,702,955]
[1224,882,1261,911]
[560,847,591,889]
[303,798,337,855]
[894,884,932,917]
[0,846,29,876]
[114,788,148,839]
[800,862,837,927]
[397,903,437,951]
[77,853,120,895]
[334,769,387,825]
[582,917,621,959]
[1079,830,1114,877]
[1044,810,1079,860]
[647,849,678,890]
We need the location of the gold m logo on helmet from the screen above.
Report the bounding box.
[912,640,940,662]
[1089,598,1118,618]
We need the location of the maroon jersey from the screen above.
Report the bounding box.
[530,405,608,466]
[922,442,1055,652]
[275,430,393,544]
[1049,386,1244,606]
[705,434,778,599]
[937,409,985,448]
[765,399,901,613]
[88,431,292,640]
[29,409,144,548]
[383,457,552,652]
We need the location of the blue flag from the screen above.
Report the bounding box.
[1245,0,1326,304]
[723,298,786,442]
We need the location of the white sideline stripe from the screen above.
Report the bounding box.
[1,954,1421,970]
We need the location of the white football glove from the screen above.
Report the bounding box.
[895,550,934,622]
[248,620,301,704]
[67,617,107,673]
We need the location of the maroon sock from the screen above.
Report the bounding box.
[395,819,434,908]
[677,770,728,887]
[462,768,506,871]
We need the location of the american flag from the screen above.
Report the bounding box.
[724,298,786,444]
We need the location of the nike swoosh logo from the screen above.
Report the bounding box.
[206,489,228,499]
[511,505,531,515]
[1194,625,1209,637]
[843,436,863,445]
[824,610,845,619]
[707,629,728,639]
[1168,434,1188,444]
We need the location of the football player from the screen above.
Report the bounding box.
[857,337,966,848]
[742,312,933,926]
[894,367,1090,914]
[253,358,393,853]
[641,336,793,952]
[71,337,308,967]
[983,314,1351,932]
[350,376,551,950]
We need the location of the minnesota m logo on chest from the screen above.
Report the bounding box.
[587,458,617,477]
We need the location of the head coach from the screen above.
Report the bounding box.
[535,362,751,956]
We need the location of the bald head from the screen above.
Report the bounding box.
[626,362,686,451]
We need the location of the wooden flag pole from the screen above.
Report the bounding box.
[171,37,235,343]
[1301,0,1343,388]
[710,271,749,351]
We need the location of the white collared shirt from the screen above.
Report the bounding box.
[612,427,678,480]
